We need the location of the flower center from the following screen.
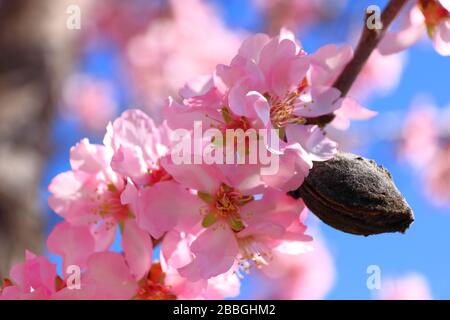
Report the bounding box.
[198,183,253,231]
[147,166,172,186]
[134,263,176,300]
[267,79,309,129]
[95,183,132,223]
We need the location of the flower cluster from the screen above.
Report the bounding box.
[1,30,371,300]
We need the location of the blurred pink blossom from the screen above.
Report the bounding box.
[257,238,335,300]
[161,230,240,300]
[379,0,450,56]
[399,101,450,204]
[253,0,347,34]
[126,0,243,116]
[425,142,450,204]
[62,74,118,132]
[399,102,438,169]
[83,0,165,47]
[0,251,58,300]
[377,273,432,300]
[349,50,406,103]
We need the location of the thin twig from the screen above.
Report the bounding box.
[334,0,408,96]
[306,0,408,127]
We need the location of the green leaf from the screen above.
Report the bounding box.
[202,213,217,228]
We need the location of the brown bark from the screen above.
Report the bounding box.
[0,0,82,276]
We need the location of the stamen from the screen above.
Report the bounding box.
[237,236,273,273]
[267,79,309,128]
[134,263,176,300]
[198,184,253,231]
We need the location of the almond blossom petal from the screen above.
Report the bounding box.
[47,222,96,271]
[286,125,338,161]
[378,6,426,55]
[261,143,312,191]
[84,252,137,300]
[161,156,224,192]
[9,252,57,297]
[178,226,239,281]
[122,220,153,281]
[440,0,450,12]
[310,44,353,86]
[293,86,342,118]
[105,109,165,180]
[136,181,203,239]
[246,91,270,125]
[238,33,271,61]
[332,97,377,130]
[70,139,110,173]
[432,20,450,56]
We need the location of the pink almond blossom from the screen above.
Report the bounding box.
[0,251,58,300]
[377,273,433,300]
[126,0,243,115]
[48,138,128,250]
[252,0,347,34]
[160,230,241,299]
[164,30,365,191]
[256,238,335,300]
[138,159,312,281]
[62,74,118,132]
[379,0,450,56]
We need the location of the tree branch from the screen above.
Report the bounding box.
[306,0,408,127]
[334,0,408,96]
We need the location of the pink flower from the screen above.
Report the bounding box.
[47,222,96,272]
[53,252,139,300]
[331,97,377,131]
[379,1,450,56]
[349,50,405,103]
[399,103,438,169]
[0,251,58,300]
[104,109,172,187]
[138,159,311,281]
[84,0,161,47]
[48,138,128,250]
[48,117,163,254]
[252,0,347,34]
[164,30,361,191]
[256,238,335,300]
[48,220,152,282]
[160,231,240,299]
[377,273,432,300]
[62,74,118,132]
[126,0,243,114]
[213,32,352,130]
[399,101,450,205]
[425,142,450,204]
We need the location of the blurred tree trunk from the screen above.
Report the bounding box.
[0,0,83,276]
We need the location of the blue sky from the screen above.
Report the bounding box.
[41,0,450,299]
